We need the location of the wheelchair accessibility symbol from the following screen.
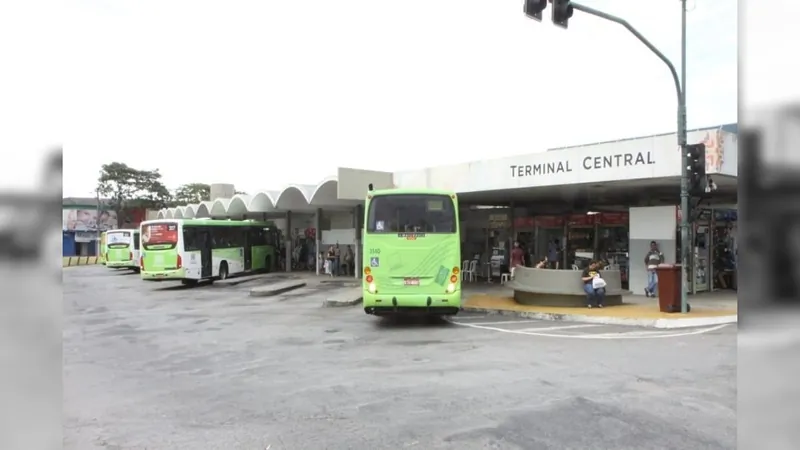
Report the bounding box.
[370,257,380,267]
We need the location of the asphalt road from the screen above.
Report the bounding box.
[63,266,736,450]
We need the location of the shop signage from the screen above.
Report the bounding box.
[534,216,565,228]
[595,212,629,226]
[568,214,595,227]
[509,151,656,178]
[75,231,97,243]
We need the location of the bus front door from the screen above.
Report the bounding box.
[200,230,213,278]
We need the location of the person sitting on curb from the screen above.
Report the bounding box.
[581,260,606,308]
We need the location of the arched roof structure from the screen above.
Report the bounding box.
[157,176,361,219]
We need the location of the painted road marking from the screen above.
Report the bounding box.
[515,324,604,332]
[446,318,731,340]
[467,319,561,326]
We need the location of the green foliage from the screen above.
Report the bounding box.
[173,183,211,205]
[96,162,172,222]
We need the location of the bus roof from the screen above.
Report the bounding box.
[140,218,275,228]
[107,228,138,233]
[368,188,457,197]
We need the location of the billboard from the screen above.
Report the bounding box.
[62,209,118,231]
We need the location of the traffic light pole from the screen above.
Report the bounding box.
[569,1,689,313]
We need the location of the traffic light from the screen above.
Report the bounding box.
[686,143,706,196]
[551,0,574,29]
[524,0,548,22]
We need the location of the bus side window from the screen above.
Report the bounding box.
[184,227,199,251]
[255,228,267,246]
[217,228,229,248]
[230,228,244,248]
[133,232,140,250]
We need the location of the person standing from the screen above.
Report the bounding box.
[325,245,336,276]
[547,239,561,269]
[343,245,353,276]
[333,243,341,276]
[644,241,665,297]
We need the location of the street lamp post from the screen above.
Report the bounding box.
[525,0,690,312]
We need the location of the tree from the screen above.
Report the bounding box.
[97,162,172,226]
[172,183,211,205]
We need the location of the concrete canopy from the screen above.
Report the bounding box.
[248,191,279,212]
[158,176,364,219]
[210,198,232,218]
[191,201,213,218]
[309,177,340,206]
[226,194,252,217]
[274,184,317,211]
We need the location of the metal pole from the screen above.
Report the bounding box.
[95,190,101,255]
[679,0,689,313]
[570,1,689,312]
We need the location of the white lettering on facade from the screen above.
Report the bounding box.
[510,161,573,178]
[509,151,655,177]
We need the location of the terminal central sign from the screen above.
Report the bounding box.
[509,151,656,178]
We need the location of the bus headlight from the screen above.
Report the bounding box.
[446,283,455,293]
[368,283,377,293]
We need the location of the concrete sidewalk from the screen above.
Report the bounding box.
[463,291,737,329]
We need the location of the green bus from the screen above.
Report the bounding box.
[139,219,280,284]
[362,188,462,316]
[104,228,140,271]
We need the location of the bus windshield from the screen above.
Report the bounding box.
[142,222,178,250]
[106,231,132,248]
[367,194,456,233]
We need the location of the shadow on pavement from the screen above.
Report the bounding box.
[113,270,139,276]
[374,315,455,329]
[149,281,212,291]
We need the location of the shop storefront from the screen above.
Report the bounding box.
[458,210,631,286]
[689,207,738,293]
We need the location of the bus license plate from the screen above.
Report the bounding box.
[404,278,419,286]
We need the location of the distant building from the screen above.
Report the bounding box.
[61,197,154,257]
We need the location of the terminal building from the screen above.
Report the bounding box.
[157,124,739,296]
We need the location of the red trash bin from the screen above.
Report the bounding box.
[655,264,690,313]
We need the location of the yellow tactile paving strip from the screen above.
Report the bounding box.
[465,295,737,320]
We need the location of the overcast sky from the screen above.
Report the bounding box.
[2,0,746,196]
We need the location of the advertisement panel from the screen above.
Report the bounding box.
[142,222,178,249]
[106,230,132,247]
[63,209,118,231]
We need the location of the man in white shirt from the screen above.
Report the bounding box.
[644,241,664,297]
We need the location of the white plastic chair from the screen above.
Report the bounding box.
[571,264,580,271]
[463,260,477,282]
[461,260,470,273]
[501,273,511,284]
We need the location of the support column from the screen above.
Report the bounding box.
[285,210,292,273]
[355,203,363,279]
[562,220,569,269]
[315,208,322,275]
[509,202,516,245]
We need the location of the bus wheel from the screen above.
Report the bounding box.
[218,261,229,280]
[264,256,272,274]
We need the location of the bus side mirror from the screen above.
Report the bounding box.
[368,183,373,191]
